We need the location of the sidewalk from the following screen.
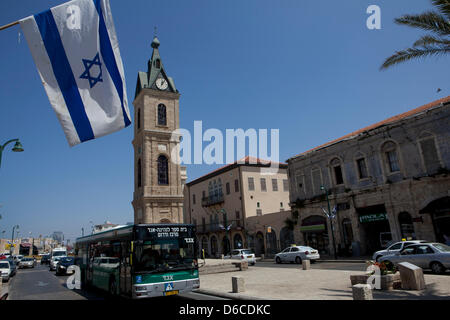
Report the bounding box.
[195,264,450,300]
[257,256,371,263]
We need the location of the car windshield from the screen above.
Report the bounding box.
[242,250,253,255]
[22,258,33,261]
[61,257,74,263]
[134,238,195,273]
[433,243,450,252]
[53,251,66,257]
[0,262,9,268]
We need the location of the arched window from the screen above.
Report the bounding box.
[233,234,243,249]
[330,158,344,185]
[158,104,167,126]
[137,159,142,187]
[157,155,169,185]
[155,59,161,69]
[398,212,415,240]
[137,109,141,130]
[382,141,400,173]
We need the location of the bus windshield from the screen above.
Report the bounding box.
[134,239,195,273]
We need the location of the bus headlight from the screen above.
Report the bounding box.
[135,286,147,292]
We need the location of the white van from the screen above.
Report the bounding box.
[50,248,67,271]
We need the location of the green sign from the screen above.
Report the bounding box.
[359,213,387,223]
[300,224,326,232]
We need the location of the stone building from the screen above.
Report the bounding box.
[287,96,450,257]
[184,157,290,257]
[132,37,186,224]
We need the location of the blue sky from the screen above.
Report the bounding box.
[0,0,448,243]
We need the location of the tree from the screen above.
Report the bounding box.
[381,0,450,70]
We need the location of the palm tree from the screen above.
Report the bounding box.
[381,0,450,69]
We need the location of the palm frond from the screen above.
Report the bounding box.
[413,34,450,47]
[431,0,450,20]
[380,45,450,69]
[395,11,450,36]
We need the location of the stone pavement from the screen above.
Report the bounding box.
[195,263,450,300]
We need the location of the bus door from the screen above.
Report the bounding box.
[120,241,132,296]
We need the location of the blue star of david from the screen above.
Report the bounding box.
[80,53,103,88]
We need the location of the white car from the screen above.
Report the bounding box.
[49,256,65,271]
[275,246,320,264]
[372,240,428,261]
[225,249,256,265]
[19,258,35,269]
[0,260,11,282]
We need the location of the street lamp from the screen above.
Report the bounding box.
[0,139,24,168]
[10,225,19,255]
[320,186,338,260]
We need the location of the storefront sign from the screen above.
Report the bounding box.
[300,224,326,232]
[359,213,387,223]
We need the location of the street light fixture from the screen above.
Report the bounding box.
[0,139,24,168]
[320,186,338,260]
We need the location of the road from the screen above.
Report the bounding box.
[7,264,228,300]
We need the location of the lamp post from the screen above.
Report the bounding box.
[0,139,24,168]
[320,186,338,260]
[10,225,19,255]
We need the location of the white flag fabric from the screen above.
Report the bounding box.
[20,0,131,147]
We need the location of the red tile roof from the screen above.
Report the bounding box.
[289,96,450,160]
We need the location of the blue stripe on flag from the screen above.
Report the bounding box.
[34,11,95,143]
[94,0,131,128]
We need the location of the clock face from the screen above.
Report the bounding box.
[156,78,169,90]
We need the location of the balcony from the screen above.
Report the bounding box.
[196,219,244,234]
[201,194,225,207]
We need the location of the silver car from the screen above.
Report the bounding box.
[19,258,35,269]
[224,249,256,265]
[372,240,428,261]
[275,246,320,264]
[379,243,450,274]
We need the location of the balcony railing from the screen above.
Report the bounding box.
[196,219,244,233]
[201,194,225,207]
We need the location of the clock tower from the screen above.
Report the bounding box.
[132,37,185,224]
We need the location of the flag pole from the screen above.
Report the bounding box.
[0,21,19,32]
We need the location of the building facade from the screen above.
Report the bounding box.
[287,96,450,257]
[132,37,185,224]
[184,157,290,257]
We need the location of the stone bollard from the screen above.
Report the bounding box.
[260,254,264,260]
[232,276,245,293]
[398,262,426,290]
[221,254,224,260]
[352,284,373,300]
[302,260,311,270]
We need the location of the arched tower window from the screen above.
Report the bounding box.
[158,104,167,126]
[137,159,142,188]
[158,155,169,185]
[155,59,161,69]
[137,109,141,130]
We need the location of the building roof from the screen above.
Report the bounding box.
[186,156,287,186]
[288,96,450,161]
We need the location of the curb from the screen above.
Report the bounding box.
[194,288,266,300]
[259,259,367,264]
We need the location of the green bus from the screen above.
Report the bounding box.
[75,224,199,298]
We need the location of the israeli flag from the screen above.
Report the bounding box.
[20,0,131,147]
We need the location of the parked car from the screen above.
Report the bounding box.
[56,257,75,275]
[41,254,50,265]
[224,249,256,265]
[379,242,450,274]
[13,255,24,264]
[49,256,64,271]
[275,246,320,264]
[6,259,17,277]
[372,240,428,261]
[19,258,35,269]
[0,260,11,282]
